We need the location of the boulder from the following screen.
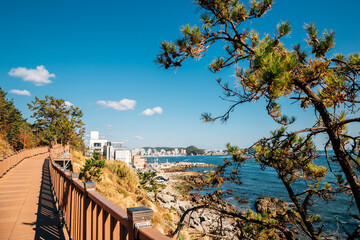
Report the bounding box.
[254,196,287,218]
[157,193,175,204]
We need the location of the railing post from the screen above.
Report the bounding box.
[127,207,153,240]
[84,182,96,240]
[70,173,79,239]
[59,167,64,208]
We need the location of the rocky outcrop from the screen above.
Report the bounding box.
[156,189,238,238]
[254,196,287,217]
[161,162,214,173]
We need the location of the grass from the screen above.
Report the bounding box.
[106,160,139,192]
[71,150,178,236]
[0,135,15,158]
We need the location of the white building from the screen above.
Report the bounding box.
[89,131,131,164]
[89,131,107,156]
[131,148,146,156]
[147,148,152,156]
[114,149,131,164]
[104,141,131,164]
[160,149,166,155]
[174,148,179,155]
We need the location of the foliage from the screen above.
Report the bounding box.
[157,0,360,239]
[106,160,139,192]
[0,87,34,152]
[27,95,85,148]
[138,171,165,201]
[185,145,205,155]
[79,152,105,182]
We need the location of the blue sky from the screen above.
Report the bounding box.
[1,0,359,150]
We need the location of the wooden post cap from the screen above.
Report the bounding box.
[71,173,79,179]
[84,182,96,190]
[127,206,153,222]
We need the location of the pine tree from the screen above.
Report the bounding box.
[28,95,85,148]
[0,87,31,151]
[79,152,105,182]
[157,1,360,239]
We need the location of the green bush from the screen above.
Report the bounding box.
[79,153,105,182]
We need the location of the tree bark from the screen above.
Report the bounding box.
[279,174,321,240]
[298,81,360,216]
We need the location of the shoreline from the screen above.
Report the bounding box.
[150,156,359,239]
[150,162,238,239]
[143,154,229,158]
[148,161,214,173]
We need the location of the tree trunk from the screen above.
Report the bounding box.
[280,174,321,240]
[299,82,360,216]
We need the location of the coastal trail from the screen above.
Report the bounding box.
[0,153,67,240]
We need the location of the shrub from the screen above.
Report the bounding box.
[106,160,139,192]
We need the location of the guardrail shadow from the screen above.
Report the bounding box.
[34,157,66,240]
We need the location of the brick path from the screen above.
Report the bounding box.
[0,154,66,239]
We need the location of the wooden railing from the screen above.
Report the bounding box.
[0,146,49,177]
[50,144,71,158]
[49,147,171,240]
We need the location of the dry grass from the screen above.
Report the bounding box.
[0,135,14,158]
[71,150,85,173]
[71,150,178,236]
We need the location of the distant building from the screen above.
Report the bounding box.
[160,149,166,155]
[147,148,152,156]
[180,149,187,156]
[104,141,131,164]
[174,148,179,155]
[89,131,131,164]
[131,148,146,156]
[89,131,107,156]
[114,149,131,164]
[132,156,146,169]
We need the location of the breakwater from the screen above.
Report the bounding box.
[149,161,214,172]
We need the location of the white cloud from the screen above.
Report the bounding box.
[141,106,163,116]
[8,65,55,86]
[134,136,144,140]
[9,89,31,96]
[106,124,112,129]
[97,99,136,111]
[64,101,73,107]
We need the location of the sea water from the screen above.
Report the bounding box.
[146,152,359,237]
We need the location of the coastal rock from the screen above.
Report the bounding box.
[161,162,215,173]
[157,193,175,204]
[254,196,287,218]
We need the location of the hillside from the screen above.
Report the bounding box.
[0,134,15,158]
[71,151,178,236]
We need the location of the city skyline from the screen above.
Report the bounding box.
[1,0,360,150]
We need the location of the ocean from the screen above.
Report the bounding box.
[146,152,359,238]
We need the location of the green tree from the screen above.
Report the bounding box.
[79,151,105,182]
[138,171,165,202]
[157,0,360,239]
[27,95,85,148]
[186,145,205,155]
[0,87,32,151]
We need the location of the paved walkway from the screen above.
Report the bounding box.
[0,154,66,240]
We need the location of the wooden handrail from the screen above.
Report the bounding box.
[49,146,171,240]
[0,146,49,177]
